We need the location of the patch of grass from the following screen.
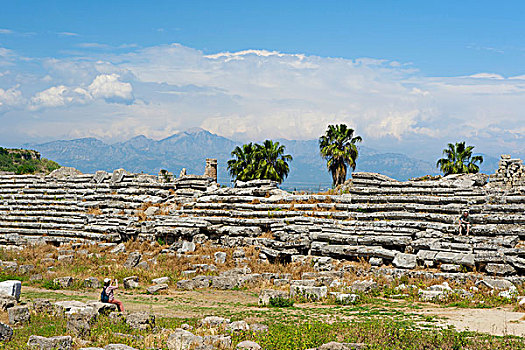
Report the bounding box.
[269,296,294,308]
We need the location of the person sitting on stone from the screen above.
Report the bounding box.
[103,278,125,312]
[458,210,471,236]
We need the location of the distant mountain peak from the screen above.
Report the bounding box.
[185,127,207,134]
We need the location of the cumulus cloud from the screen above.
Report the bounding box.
[88,74,133,103]
[29,74,133,109]
[0,43,524,159]
[0,86,24,111]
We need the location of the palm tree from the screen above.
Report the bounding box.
[254,140,292,183]
[319,124,362,187]
[227,143,257,182]
[436,142,484,175]
[227,140,293,184]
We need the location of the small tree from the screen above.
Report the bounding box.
[319,124,362,187]
[227,143,258,182]
[436,142,483,175]
[227,140,292,184]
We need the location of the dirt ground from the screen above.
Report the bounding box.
[23,286,525,337]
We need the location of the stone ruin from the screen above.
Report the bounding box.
[489,154,525,188]
[0,156,524,279]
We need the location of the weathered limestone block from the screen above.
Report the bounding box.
[27,335,72,350]
[237,340,262,350]
[8,305,30,325]
[485,263,516,276]
[126,312,155,331]
[123,276,139,289]
[348,279,377,293]
[258,289,289,306]
[0,280,21,301]
[166,328,203,350]
[123,252,142,269]
[290,285,327,301]
[0,322,13,341]
[475,278,516,291]
[147,284,168,294]
[54,277,74,288]
[393,253,417,269]
[200,316,230,327]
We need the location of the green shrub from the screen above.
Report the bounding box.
[42,279,61,290]
[269,296,294,308]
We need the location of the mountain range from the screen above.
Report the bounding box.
[24,128,500,190]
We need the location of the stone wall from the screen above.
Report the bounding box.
[1,158,524,276]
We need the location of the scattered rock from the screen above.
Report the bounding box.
[211,276,238,290]
[393,253,417,269]
[290,285,327,301]
[33,299,53,314]
[110,243,126,254]
[8,305,30,325]
[144,206,159,216]
[0,295,16,311]
[18,264,35,274]
[250,323,269,333]
[147,284,168,294]
[176,280,195,290]
[336,293,360,305]
[1,262,18,273]
[0,322,13,341]
[214,252,227,264]
[123,276,139,289]
[485,263,516,276]
[236,340,262,350]
[201,316,230,328]
[180,241,196,253]
[83,277,101,289]
[85,301,118,315]
[30,274,43,282]
[53,276,74,288]
[66,308,96,336]
[348,279,377,293]
[317,342,367,350]
[476,278,516,291]
[105,345,138,350]
[440,264,461,273]
[0,280,22,301]
[152,277,170,284]
[258,289,289,306]
[58,255,74,264]
[27,335,72,350]
[126,312,155,331]
[136,261,149,270]
[227,320,250,332]
[166,328,203,350]
[123,252,142,269]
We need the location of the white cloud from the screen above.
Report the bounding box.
[468,73,505,80]
[88,74,133,102]
[0,43,524,159]
[29,74,132,109]
[57,32,79,37]
[30,85,91,108]
[0,86,23,109]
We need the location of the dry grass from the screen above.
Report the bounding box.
[86,207,103,215]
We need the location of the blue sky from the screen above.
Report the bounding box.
[0,1,524,159]
[2,1,524,76]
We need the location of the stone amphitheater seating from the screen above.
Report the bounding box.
[0,159,524,276]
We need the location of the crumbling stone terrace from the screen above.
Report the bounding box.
[0,155,524,277]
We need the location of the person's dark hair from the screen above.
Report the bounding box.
[104,279,111,287]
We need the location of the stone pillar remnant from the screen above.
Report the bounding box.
[204,158,217,182]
